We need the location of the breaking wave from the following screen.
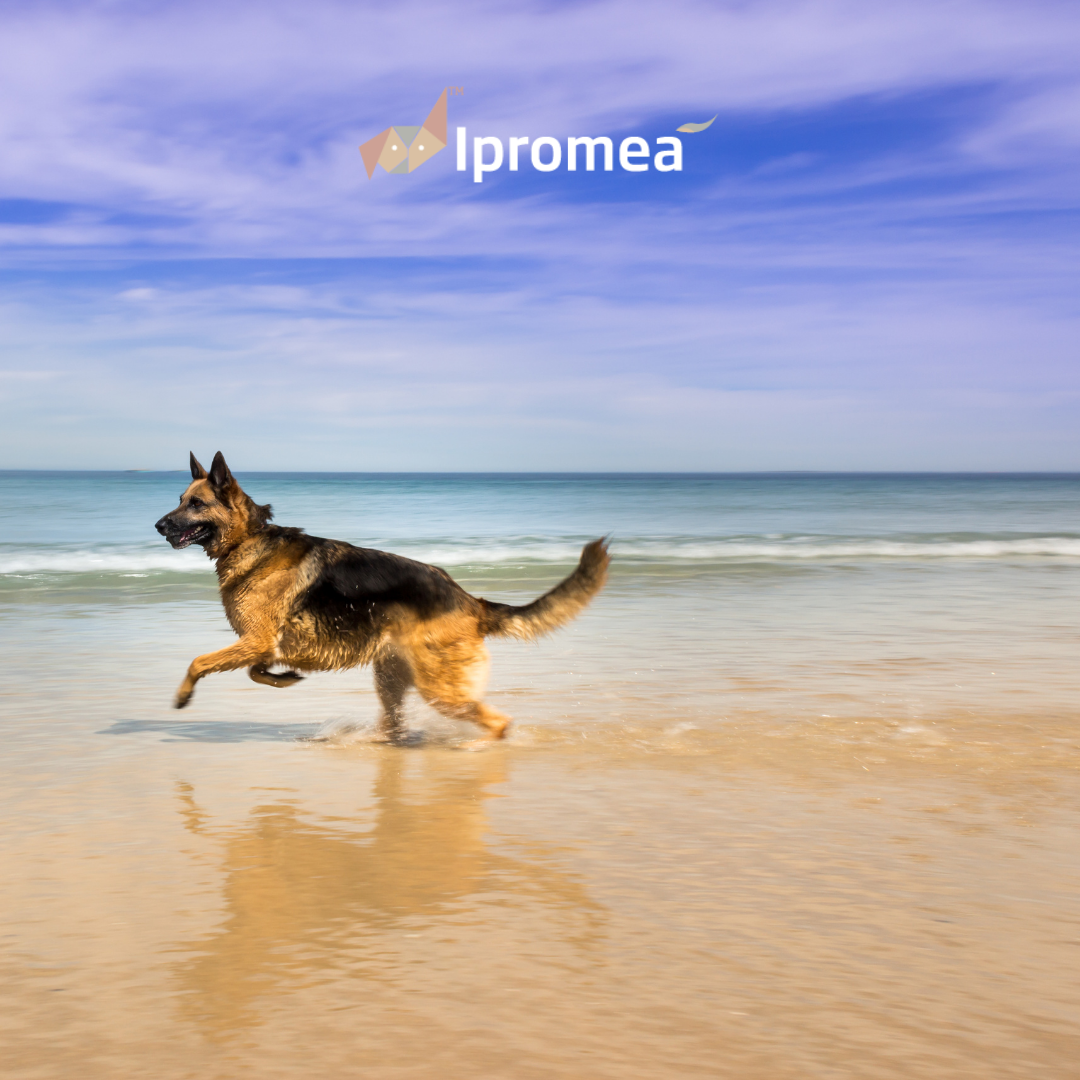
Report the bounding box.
[3,532,1080,580]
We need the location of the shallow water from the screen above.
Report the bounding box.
[2,472,1078,1078]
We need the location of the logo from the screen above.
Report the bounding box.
[359,93,714,183]
[359,89,448,178]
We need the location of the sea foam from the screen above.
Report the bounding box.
[4,533,1080,578]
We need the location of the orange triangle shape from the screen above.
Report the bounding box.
[422,89,448,145]
[359,127,392,178]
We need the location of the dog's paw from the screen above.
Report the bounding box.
[249,666,305,689]
[373,728,425,747]
[174,683,194,709]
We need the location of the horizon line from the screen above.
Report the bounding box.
[4,469,1080,478]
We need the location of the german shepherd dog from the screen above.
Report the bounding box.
[155,453,610,745]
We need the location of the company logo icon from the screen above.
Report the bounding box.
[359,89,448,177]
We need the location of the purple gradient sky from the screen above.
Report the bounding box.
[0,0,1078,470]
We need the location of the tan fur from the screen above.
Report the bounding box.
[158,455,610,744]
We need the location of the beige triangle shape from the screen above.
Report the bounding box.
[377,134,409,172]
[407,127,446,171]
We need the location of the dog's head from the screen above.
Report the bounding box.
[155,452,271,556]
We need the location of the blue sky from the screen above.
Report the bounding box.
[1,0,1078,470]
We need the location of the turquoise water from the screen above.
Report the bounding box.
[4,470,1080,577]
[2,471,1080,730]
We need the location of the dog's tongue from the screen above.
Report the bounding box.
[177,527,200,548]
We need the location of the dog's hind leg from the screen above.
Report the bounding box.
[439,701,511,749]
[372,649,414,742]
[409,641,511,747]
[249,664,304,688]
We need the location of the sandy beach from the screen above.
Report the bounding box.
[3,704,1077,1078]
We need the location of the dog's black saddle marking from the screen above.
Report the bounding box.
[298,542,464,634]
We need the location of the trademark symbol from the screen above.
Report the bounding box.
[449,86,464,96]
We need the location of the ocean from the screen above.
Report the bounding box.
[3,471,1079,1078]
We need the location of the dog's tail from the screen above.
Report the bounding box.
[479,538,611,641]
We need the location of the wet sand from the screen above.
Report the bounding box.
[2,609,1078,1078]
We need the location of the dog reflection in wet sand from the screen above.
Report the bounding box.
[154,452,610,746]
[173,757,602,1034]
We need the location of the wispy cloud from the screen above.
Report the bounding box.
[2,256,1077,469]
[0,0,1077,253]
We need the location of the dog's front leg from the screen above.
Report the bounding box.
[175,638,272,709]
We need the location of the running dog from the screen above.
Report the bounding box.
[155,452,610,744]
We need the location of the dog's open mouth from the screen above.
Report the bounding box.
[173,524,213,549]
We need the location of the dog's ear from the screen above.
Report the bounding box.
[208,451,233,491]
[190,452,208,480]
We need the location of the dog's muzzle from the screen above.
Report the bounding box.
[156,515,212,550]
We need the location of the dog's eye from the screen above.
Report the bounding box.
[188,497,203,508]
